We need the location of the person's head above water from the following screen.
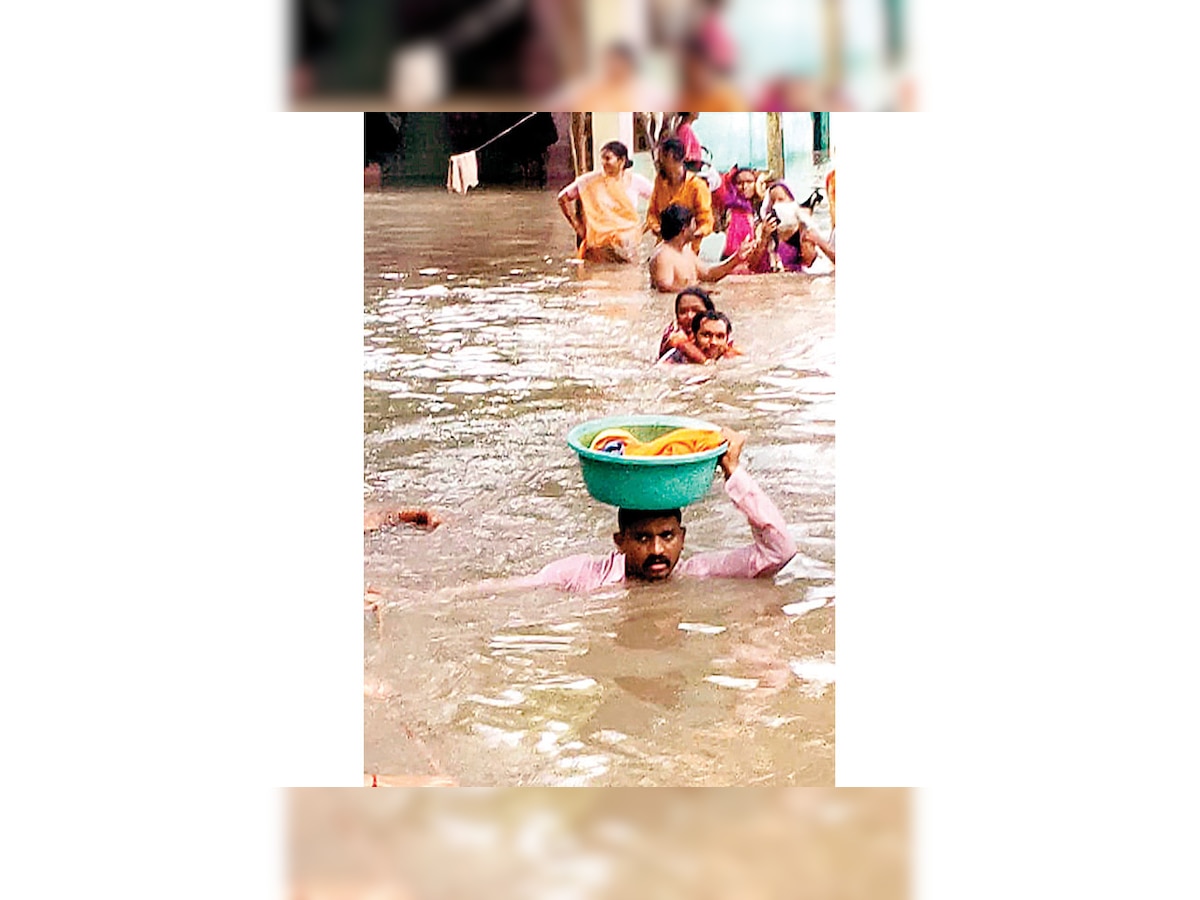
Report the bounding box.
[691,309,733,360]
[674,286,714,331]
[660,203,695,243]
[768,181,795,204]
[599,140,633,176]
[614,507,686,581]
[733,166,759,199]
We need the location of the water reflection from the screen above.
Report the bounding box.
[365,188,835,785]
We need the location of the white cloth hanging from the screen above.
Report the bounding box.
[444,113,538,195]
[447,151,479,194]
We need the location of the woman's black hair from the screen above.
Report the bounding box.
[674,287,715,315]
[618,507,682,532]
[658,137,686,162]
[600,140,634,169]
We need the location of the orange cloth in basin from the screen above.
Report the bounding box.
[589,427,725,457]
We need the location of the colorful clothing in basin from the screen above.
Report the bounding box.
[588,427,725,457]
[514,469,797,591]
[645,171,714,254]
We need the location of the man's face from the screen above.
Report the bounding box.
[615,516,686,581]
[600,150,624,177]
[694,318,729,359]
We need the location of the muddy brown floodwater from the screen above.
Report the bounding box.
[364,187,835,786]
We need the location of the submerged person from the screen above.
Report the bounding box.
[557,140,653,263]
[644,137,714,254]
[760,180,836,271]
[658,286,714,362]
[659,309,739,365]
[517,428,795,589]
[717,165,773,274]
[825,168,836,251]
[649,203,754,292]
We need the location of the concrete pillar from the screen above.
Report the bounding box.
[591,112,634,170]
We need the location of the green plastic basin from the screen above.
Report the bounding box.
[566,415,728,510]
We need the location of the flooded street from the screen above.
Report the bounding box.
[364,188,835,785]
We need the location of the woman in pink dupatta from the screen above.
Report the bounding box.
[717,165,772,274]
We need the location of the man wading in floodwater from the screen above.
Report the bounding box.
[504,427,796,592]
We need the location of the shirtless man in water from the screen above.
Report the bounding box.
[649,203,755,292]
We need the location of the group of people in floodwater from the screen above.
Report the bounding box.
[366,117,833,657]
[555,116,835,368]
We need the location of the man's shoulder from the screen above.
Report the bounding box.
[536,551,623,590]
[650,243,679,264]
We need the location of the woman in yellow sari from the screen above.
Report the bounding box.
[644,137,715,255]
[557,140,652,263]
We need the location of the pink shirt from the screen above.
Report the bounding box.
[517,468,796,592]
[676,122,703,165]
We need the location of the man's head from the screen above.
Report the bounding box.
[614,508,686,581]
[657,138,687,181]
[599,140,633,176]
[660,203,696,243]
[691,310,732,360]
[674,286,714,332]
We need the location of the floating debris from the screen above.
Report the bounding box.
[781,597,831,617]
[678,622,727,635]
[789,659,836,684]
[705,675,760,690]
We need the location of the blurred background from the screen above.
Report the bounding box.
[292,0,915,110]
[289,788,910,899]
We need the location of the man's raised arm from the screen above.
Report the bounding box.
[676,429,798,579]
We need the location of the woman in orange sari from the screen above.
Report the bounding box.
[557,140,652,263]
[644,137,714,255]
[825,168,836,251]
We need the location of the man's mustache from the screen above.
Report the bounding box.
[643,556,671,569]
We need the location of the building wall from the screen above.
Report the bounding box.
[691,112,828,188]
[383,113,568,187]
